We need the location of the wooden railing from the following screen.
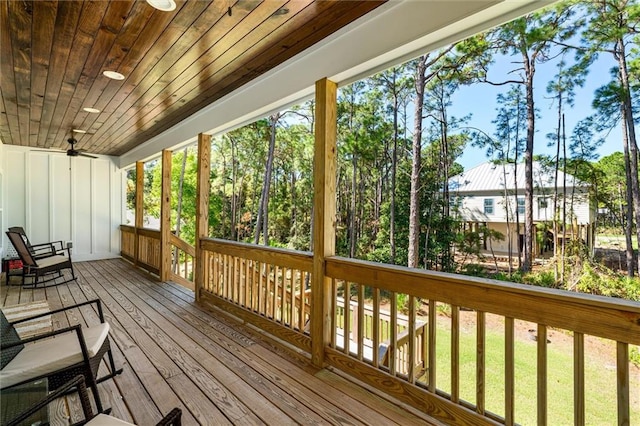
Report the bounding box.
[325,256,640,426]
[169,234,195,290]
[120,226,195,289]
[120,225,161,275]
[123,228,639,425]
[199,238,313,352]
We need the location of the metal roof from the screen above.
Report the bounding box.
[448,161,586,193]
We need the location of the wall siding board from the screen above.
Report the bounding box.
[51,155,72,243]
[29,153,50,243]
[74,157,93,256]
[6,150,26,231]
[94,159,112,255]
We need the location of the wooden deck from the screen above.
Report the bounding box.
[1,258,439,425]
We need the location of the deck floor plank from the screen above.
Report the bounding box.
[84,261,267,425]
[98,261,358,425]
[1,259,438,425]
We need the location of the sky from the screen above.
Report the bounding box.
[451,53,623,171]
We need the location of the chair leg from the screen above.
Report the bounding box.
[86,370,105,414]
[96,346,124,384]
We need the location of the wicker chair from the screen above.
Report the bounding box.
[7,226,65,260]
[6,375,182,426]
[1,299,123,415]
[6,230,76,287]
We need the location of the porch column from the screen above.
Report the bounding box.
[311,77,337,368]
[160,150,172,281]
[134,161,144,266]
[195,133,211,302]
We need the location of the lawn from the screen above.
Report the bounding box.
[597,234,639,250]
[431,315,639,425]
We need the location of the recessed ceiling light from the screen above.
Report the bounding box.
[103,70,125,80]
[83,107,100,113]
[72,129,87,133]
[146,0,176,11]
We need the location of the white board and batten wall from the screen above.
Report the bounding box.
[1,144,126,262]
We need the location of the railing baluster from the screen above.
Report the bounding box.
[259,262,265,316]
[331,278,337,349]
[428,299,436,392]
[574,332,585,426]
[451,305,459,403]
[280,267,287,325]
[408,295,416,383]
[389,293,397,375]
[476,310,485,414]
[357,283,365,361]
[505,317,514,426]
[537,324,547,426]
[344,281,351,355]
[373,287,380,368]
[617,342,629,426]
[271,264,277,319]
[245,258,250,309]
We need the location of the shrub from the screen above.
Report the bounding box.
[523,271,557,288]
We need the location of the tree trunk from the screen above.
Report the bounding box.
[408,56,427,268]
[522,57,536,272]
[230,138,238,241]
[616,38,640,276]
[390,76,398,264]
[350,154,357,258]
[621,105,636,277]
[254,114,279,245]
[173,147,188,272]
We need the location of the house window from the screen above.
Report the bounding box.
[450,196,462,210]
[484,198,494,215]
[517,197,525,215]
[538,198,548,209]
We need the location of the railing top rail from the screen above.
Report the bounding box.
[200,238,313,272]
[326,256,640,345]
[170,234,196,257]
[120,224,162,236]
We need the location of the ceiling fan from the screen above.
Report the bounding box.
[33,137,98,158]
[65,137,97,158]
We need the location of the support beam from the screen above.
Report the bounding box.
[160,150,172,282]
[311,78,337,368]
[195,133,211,302]
[134,161,144,265]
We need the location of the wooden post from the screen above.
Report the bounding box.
[134,161,144,265]
[160,150,172,282]
[195,133,211,302]
[311,78,337,368]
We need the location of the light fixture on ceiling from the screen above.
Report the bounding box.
[83,107,100,113]
[103,70,125,80]
[72,129,87,133]
[146,0,176,11]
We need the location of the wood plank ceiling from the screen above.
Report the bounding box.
[0,0,384,156]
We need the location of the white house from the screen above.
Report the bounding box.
[448,161,595,256]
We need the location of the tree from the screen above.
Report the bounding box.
[461,3,580,271]
[373,66,412,264]
[580,0,640,276]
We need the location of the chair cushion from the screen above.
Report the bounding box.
[35,255,69,268]
[0,310,24,369]
[0,322,110,388]
[86,413,135,426]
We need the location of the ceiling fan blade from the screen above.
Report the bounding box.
[78,152,98,159]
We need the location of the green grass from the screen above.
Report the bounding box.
[431,318,639,425]
[597,234,639,250]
